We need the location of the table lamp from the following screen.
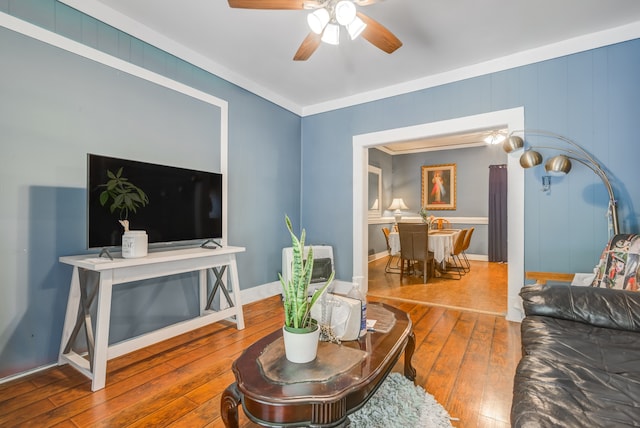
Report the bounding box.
[387,198,409,224]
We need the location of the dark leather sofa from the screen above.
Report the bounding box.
[511,283,640,427]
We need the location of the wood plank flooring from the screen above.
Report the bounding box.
[0,258,521,427]
[367,257,508,316]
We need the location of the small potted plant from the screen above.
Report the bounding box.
[278,215,334,363]
[419,207,435,227]
[99,167,149,257]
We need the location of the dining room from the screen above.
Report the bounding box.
[366,132,509,316]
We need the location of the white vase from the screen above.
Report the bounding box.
[282,324,320,363]
[121,230,148,258]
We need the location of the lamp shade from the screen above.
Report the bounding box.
[387,198,409,211]
[307,8,330,34]
[347,16,367,40]
[545,155,572,175]
[321,23,340,45]
[335,1,357,26]
[484,133,506,145]
[519,150,543,168]
[503,135,524,153]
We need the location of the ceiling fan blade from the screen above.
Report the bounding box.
[228,0,317,9]
[293,32,321,61]
[357,12,402,54]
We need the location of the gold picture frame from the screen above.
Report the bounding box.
[421,164,456,210]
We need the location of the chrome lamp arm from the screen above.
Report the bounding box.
[504,130,619,235]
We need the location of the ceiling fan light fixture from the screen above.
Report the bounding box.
[335,1,357,26]
[321,23,340,45]
[484,132,506,145]
[307,8,330,34]
[347,16,367,40]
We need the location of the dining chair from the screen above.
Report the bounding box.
[439,229,468,279]
[382,227,401,274]
[461,227,475,270]
[430,218,451,230]
[397,222,435,282]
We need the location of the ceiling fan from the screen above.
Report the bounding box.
[227,0,402,61]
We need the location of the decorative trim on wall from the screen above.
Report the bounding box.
[59,0,299,114]
[354,108,525,321]
[369,216,489,225]
[0,11,230,243]
[54,1,640,116]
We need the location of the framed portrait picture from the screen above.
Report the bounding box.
[421,164,456,210]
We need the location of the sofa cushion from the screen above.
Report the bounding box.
[591,234,640,290]
[520,316,640,376]
[513,355,640,427]
[513,316,640,427]
[520,283,640,332]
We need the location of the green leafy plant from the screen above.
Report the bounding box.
[278,215,335,331]
[98,167,149,220]
[418,207,434,224]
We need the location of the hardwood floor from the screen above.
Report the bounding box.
[0,261,521,428]
[367,257,508,316]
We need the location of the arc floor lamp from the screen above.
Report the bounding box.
[502,129,620,235]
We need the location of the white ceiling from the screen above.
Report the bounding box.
[60,0,640,116]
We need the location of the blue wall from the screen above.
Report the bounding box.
[302,41,640,282]
[1,0,640,380]
[367,145,505,257]
[0,1,301,378]
[392,145,506,256]
[367,148,393,255]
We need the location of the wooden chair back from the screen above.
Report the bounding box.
[397,222,435,281]
[452,229,468,256]
[382,227,391,252]
[431,218,451,230]
[462,227,474,252]
[397,223,429,260]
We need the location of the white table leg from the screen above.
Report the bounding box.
[91,271,113,391]
[58,267,81,365]
[228,258,244,330]
[199,269,208,316]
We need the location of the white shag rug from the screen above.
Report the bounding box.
[349,373,454,427]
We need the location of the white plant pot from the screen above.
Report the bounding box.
[282,324,320,363]
[122,230,148,258]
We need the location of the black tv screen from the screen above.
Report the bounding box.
[87,154,223,249]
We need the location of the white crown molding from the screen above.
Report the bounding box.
[302,20,640,116]
[58,2,640,117]
[58,0,302,115]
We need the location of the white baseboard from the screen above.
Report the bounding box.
[0,362,58,385]
[1,278,356,385]
[240,281,282,304]
[239,278,356,304]
[368,251,388,262]
[466,253,489,261]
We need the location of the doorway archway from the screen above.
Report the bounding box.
[352,108,525,321]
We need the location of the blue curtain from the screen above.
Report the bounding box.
[489,165,508,262]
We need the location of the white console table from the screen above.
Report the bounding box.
[58,246,245,391]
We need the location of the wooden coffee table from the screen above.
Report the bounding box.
[221,303,416,427]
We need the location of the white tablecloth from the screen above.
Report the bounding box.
[388,229,461,263]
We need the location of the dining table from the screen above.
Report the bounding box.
[388,228,462,270]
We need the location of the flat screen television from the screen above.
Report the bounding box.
[87,154,223,249]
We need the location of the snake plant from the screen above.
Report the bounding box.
[278,215,335,331]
